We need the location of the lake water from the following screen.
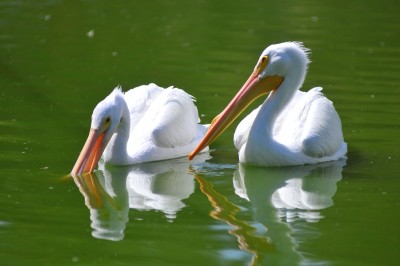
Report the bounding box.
[1,0,399,265]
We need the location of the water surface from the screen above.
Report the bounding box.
[1,0,399,265]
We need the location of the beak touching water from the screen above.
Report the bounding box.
[71,129,106,176]
[188,56,283,160]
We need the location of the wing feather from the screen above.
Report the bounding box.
[124,83,164,130]
[299,88,344,158]
[146,88,200,148]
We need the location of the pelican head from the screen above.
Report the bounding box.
[71,88,126,176]
[257,42,309,78]
[188,42,310,160]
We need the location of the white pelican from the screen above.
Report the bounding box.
[71,83,208,176]
[189,42,347,166]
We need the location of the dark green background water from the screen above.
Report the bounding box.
[1,0,399,265]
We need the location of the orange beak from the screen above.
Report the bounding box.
[71,129,105,176]
[188,60,283,160]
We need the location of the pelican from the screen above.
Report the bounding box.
[71,83,208,176]
[189,42,347,166]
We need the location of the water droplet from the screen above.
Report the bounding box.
[87,30,95,38]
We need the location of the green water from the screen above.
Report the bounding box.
[1,0,399,265]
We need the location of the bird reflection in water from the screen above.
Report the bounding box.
[195,174,274,266]
[195,159,346,265]
[72,170,129,241]
[71,153,210,241]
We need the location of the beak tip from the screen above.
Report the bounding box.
[70,169,79,177]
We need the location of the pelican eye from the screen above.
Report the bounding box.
[255,55,269,75]
[105,117,111,124]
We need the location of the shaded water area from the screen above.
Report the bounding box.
[1,0,399,265]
